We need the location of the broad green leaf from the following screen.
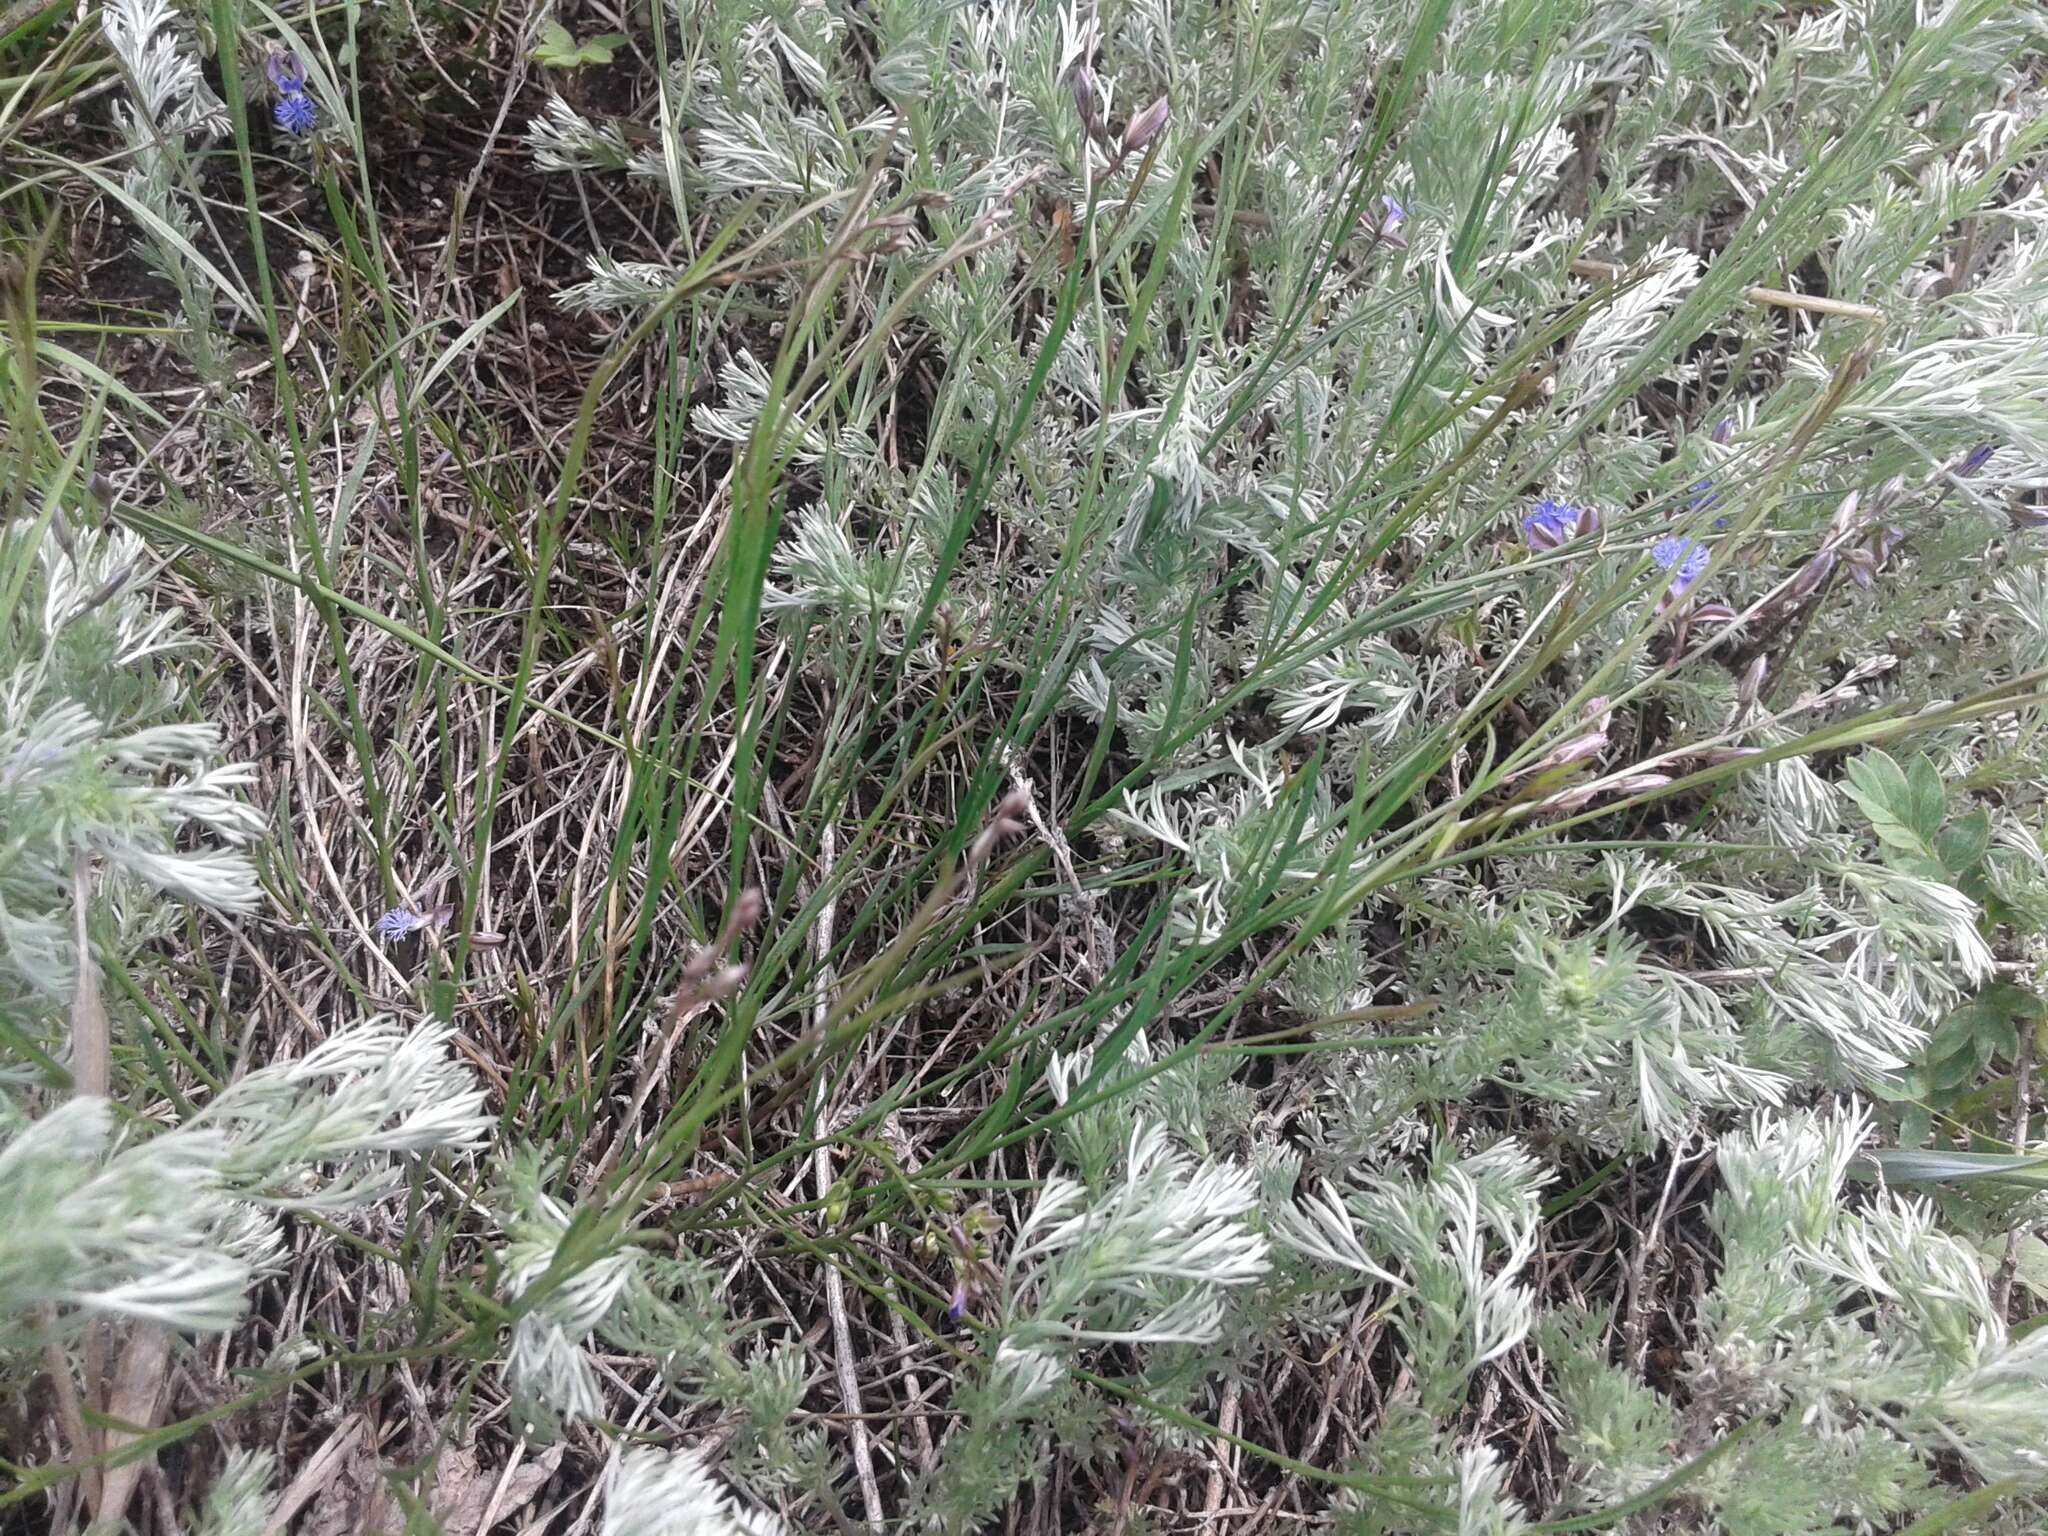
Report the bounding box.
[533,23,626,68]
[1936,807,1991,881]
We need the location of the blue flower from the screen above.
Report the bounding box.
[274,89,318,136]
[1651,535,1710,596]
[1522,497,1595,551]
[1379,195,1406,232]
[374,907,428,941]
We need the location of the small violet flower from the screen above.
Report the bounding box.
[374,907,430,941]
[274,90,318,136]
[1521,497,1598,551]
[1651,535,1710,598]
[266,50,316,136]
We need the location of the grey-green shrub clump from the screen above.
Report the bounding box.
[0,509,493,1525]
[13,0,2048,1527]
[507,0,2048,1524]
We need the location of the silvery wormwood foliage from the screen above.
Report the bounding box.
[100,0,230,375]
[492,1148,826,1496]
[1,520,260,1012]
[515,0,2048,1521]
[1543,1106,2048,1530]
[601,1444,790,1536]
[909,1054,1269,1528]
[0,1020,491,1344]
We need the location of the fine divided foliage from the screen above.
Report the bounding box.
[5,0,2048,1529]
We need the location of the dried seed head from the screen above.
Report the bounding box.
[968,787,1035,867]
[732,887,764,932]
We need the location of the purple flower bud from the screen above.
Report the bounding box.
[1689,601,1737,627]
[1688,479,1720,513]
[1651,535,1710,597]
[947,1282,969,1322]
[1072,66,1099,138]
[1712,417,1735,444]
[1826,489,1863,543]
[1121,96,1170,158]
[1788,548,1836,600]
[1605,772,1674,797]
[1959,443,1996,477]
[265,49,307,95]
[1738,656,1769,710]
[1379,194,1406,238]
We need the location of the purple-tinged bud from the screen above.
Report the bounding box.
[947,1282,969,1322]
[1072,66,1100,139]
[1712,417,1734,444]
[1959,443,1996,477]
[1739,655,1769,711]
[1121,96,1170,158]
[1689,601,1737,627]
[2011,504,2048,530]
[1669,745,1766,767]
[1787,548,1836,601]
[1605,772,1674,797]
[1377,195,1408,248]
[1826,489,1863,543]
[265,48,307,95]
